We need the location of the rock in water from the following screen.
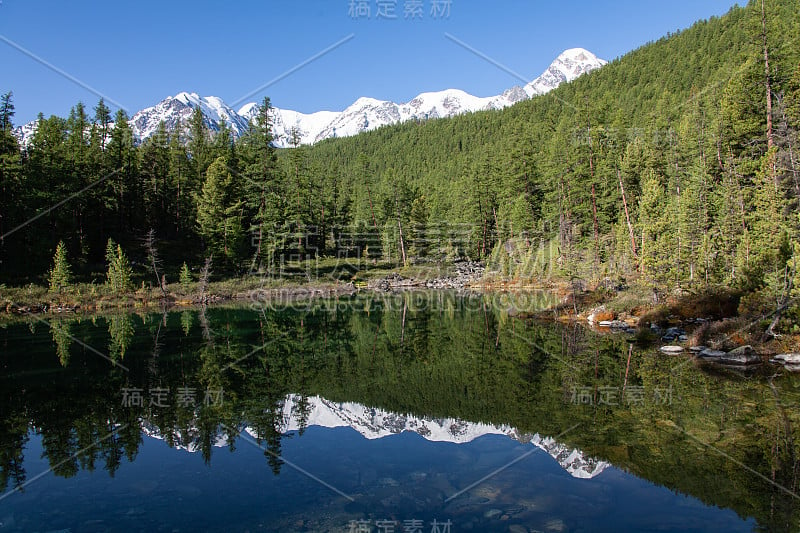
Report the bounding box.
[659,345,684,354]
[699,349,726,359]
[727,345,755,356]
[588,309,615,324]
[718,345,760,366]
[718,353,761,365]
[773,353,800,364]
[771,354,800,371]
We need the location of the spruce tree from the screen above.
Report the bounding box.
[105,238,133,294]
[179,262,193,291]
[196,157,244,268]
[48,241,72,293]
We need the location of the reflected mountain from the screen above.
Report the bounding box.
[141,393,610,479]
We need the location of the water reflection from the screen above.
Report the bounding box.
[0,292,797,531]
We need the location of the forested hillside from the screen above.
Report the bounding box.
[1,0,799,324]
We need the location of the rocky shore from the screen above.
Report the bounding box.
[579,303,800,373]
[367,261,485,291]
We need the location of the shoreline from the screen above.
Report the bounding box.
[3,270,799,364]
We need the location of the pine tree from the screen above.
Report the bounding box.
[105,238,133,294]
[168,121,193,235]
[0,91,21,250]
[107,109,138,232]
[179,262,193,292]
[188,107,211,179]
[140,122,172,229]
[242,97,281,270]
[0,92,15,132]
[408,195,429,260]
[93,98,111,151]
[196,156,244,268]
[48,241,72,293]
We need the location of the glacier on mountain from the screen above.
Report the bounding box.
[15,49,607,148]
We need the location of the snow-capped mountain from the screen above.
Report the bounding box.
[237,102,339,147]
[131,91,251,141]
[142,394,609,480]
[14,48,606,148]
[524,47,607,97]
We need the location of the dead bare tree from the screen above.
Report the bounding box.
[199,255,213,302]
[144,229,167,298]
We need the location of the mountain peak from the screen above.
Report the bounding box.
[524,47,607,98]
[14,49,607,147]
[558,47,601,62]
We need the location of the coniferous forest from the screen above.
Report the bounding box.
[1,0,800,330]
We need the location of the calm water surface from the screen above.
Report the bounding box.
[0,292,797,532]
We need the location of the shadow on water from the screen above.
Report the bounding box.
[0,291,798,531]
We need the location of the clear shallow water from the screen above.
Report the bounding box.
[4,428,752,532]
[0,292,796,531]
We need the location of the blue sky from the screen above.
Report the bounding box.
[1,0,741,124]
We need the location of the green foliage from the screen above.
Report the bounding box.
[105,239,133,294]
[49,318,72,366]
[107,313,134,360]
[48,241,72,293]
[196,156,244,268]
[179,262,193,291]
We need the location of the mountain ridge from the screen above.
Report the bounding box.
[14,48,606,148]
[142,394,610,480]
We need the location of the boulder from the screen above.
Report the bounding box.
[727,345,756,357]
[718,346,761,365]
[699,348,726,359]
[588,309,616,324]
[689,346,707,353]
[660,345,684,354]
[773,353,800,364]
[718,354,761,366]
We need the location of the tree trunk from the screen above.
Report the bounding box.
[398,219,407,266]
[618,170,638,258]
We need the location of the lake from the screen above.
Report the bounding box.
[0,291,797,532]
